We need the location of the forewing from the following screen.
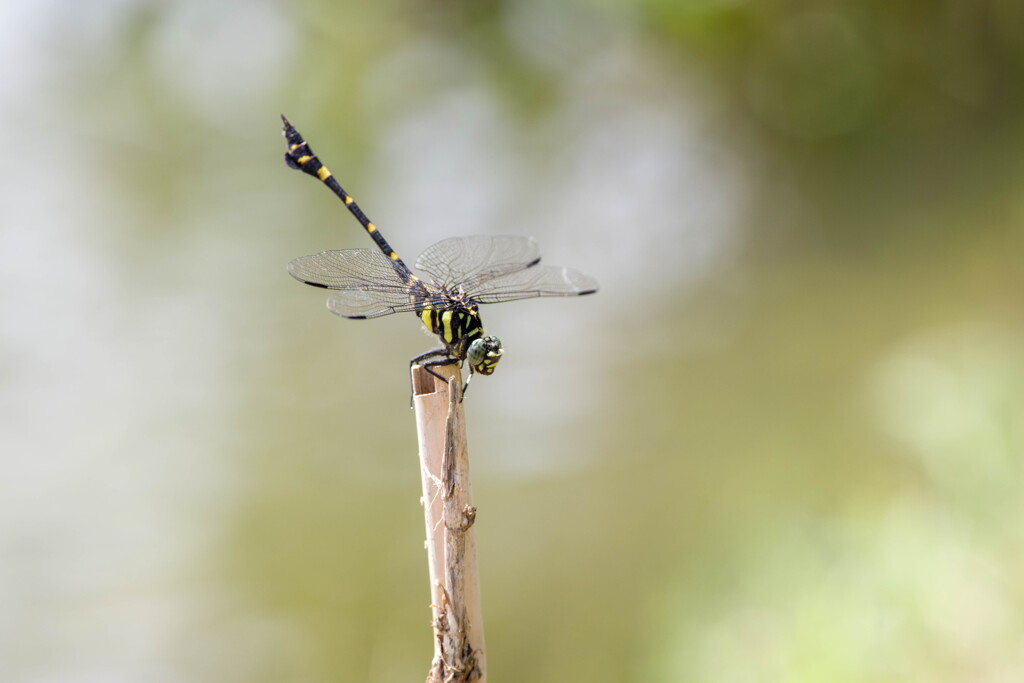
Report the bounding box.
[416,235,540,288]
[470,264,599,304]
[288,249,405,289]
[288,249,421,319]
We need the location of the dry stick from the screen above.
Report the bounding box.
[412,362,486,683]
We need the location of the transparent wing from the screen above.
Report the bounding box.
[288,249,407,289]
[325,289,428,319]
[416,235,540,289]
[288,249,425,319]
[470,264,599,304]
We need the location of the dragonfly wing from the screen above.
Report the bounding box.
[470,264,599,304]
[325,289,425,319]
[416,235,540,288]
[289,249,428,319]
[288,249,406,289]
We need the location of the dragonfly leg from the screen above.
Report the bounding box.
[460,371,473,403]
[410,347,450,364]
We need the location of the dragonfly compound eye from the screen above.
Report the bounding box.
[468,336,503,375]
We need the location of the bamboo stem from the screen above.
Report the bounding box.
[412,362,486,683]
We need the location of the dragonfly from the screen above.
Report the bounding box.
[282,115,598,395]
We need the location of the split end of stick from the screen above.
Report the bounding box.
[411,362,461,398]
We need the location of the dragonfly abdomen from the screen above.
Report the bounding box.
[281,115,416,285]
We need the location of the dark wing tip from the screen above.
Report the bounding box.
[578,288,598,296]
[280,114,291,128]
[287,263,331,289]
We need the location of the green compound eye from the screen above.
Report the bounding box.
[467,336,503,376]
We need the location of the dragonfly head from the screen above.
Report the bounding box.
[467,335,503,376]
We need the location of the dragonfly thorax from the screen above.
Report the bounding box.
[415,303,495,368]
[418,294,503,375]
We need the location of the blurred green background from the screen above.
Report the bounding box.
[3,0,1023,681]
